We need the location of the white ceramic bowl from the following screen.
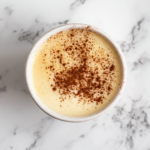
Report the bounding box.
[26,23,127,122]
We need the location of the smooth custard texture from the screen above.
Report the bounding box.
[32,28,122,117]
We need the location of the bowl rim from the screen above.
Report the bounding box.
[25,23,127,122]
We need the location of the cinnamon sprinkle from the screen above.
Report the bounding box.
[44,28,116,105]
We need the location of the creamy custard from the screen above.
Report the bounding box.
[32,28,122,117]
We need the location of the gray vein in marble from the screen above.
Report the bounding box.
[118,18,145,52]
[18,30,42,44]
[131,18,144,45]
[26,116,53,150]
[112,96,150,149]
[18,19,69,44]
[0,70,9,77]
[57,20,69,25]
[132,52,150,70]
[26,131,41,150]
[70,0,86,10]
[35,19,39,24]
[13,127,17,135]
[0,70,9,92]
[21,88,29,95]
[5,6,13,15]
[13,30,17,33]
[0,86,6,92]
[126,135,133,149]
[64,122,97,149]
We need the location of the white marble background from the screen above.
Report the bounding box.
[0,0,150,149]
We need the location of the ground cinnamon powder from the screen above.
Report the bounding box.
[43,28,116,105]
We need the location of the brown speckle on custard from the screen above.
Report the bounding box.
[42,28,117,105]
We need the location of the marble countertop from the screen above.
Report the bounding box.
[0,0,150,149]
